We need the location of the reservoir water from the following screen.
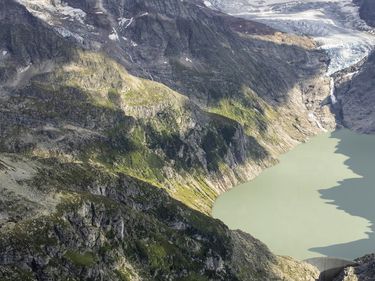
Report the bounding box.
[212,129,375,260]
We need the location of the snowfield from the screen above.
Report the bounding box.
[207,0,375,75]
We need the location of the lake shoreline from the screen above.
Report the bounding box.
[213,129,375,260]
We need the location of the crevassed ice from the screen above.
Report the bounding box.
[208,0,375,75]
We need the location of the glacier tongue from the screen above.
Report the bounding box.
[207,0,375,75]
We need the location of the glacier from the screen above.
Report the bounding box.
[207,0,375,75]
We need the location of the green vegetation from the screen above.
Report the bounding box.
[115,269,134,281]
[123,80,176,106]
[0,266,35,281]
[2,218,59,254]
[0,49,274,218]
[209,88,277,136]
[4,49,271,215]
[178,274,210,281]
[138,241,169,270]
[107,88,122,105]
[170,175,218,213]
[64,250,96,267]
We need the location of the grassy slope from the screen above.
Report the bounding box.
[0,2,324,279]
[0,49,321,281]
[3,50,277,214]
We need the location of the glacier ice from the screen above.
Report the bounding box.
[207,0,375,75]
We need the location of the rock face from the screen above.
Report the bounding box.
[354,0,375,27]
[0,0,336,280]
[0,155,320,281]
[334,254,375,281]
[334,52,375,133]
[332,1,375,133]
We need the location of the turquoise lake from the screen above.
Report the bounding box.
[212,129,375,260]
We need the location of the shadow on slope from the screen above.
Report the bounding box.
[0,156,285,281]
[310,130,375,259]
[62,0,327,107]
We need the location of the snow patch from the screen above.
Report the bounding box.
[118,17,134,29]
[118,13,148,29]
[1,51,7,56]
[204,1,212,7]
[18,64,32,73]
[343,70,359,79]
[109,29,119,41]
[185,57,192,63]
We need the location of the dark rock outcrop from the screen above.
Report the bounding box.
[334,52,375,133]
[331,1,375,133]
[354,0,375,27]
[335,254,375,281]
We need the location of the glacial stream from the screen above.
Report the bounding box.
[213,129,375,260]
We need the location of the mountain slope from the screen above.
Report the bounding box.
[332,1,375,133]
[0,154,320,281]
[0,0,337,280]
[334,52,375,133]
[6,0,336,211]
